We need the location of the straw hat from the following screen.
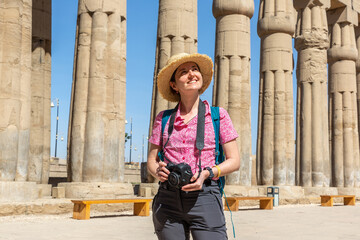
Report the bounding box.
[157,53,214,102]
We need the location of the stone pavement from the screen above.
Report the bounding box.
[0,203,359,240]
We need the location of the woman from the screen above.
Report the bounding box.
[148,52,240,240]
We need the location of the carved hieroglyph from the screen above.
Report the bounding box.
[328,6,360,187]
[212,0,254,186]
[68,0,127,182]
[29,0,51,184]
[256,0,295,186]
[0,0,32,181]
[294,0,330,187]
[149,0,197,130]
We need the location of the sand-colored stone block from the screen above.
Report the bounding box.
[303,187,338,197]
[277,186,305,199]
[52,187,65,198]
[139,183,159,197]
[139,187,152,197]
[37,184,52,198]
[0,182,38,202]
[337,187,360,197]
[327,5,358,25]
[224,185,260,197]
[58,182,133,199]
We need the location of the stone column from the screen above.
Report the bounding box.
[29,0,51,184]
[0,0,40,201]
[294,0,330,187]
[149,0,197,130]
[146,0,197,183]
[0,0,32,180]
[256,0,295,186]
[355,25,360,187]
[328,6,360,187]
[212,0,254,186]
[65,0,132,198]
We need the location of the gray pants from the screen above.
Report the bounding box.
[152,180,227,240]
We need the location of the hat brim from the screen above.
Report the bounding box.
[157,53,214,102]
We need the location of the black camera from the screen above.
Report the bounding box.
[166,162,193,189]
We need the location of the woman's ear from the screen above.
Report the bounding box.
[170,82,178,92]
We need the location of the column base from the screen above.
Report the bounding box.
[224,185,318,205]
[0,181,38,202]
[303,186,338,197]
[337,187,360,197]
[138,183,159,197]
[224,185,305,199]
[58,182,134,199]
[224,185,261,197]
[37,184,52,198]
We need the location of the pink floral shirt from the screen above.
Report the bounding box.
[149,100,238,174]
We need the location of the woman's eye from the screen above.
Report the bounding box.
[192,67,199,71]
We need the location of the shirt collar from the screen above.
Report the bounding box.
[175,100,211,124]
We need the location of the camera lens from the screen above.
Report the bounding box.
[168,172,180,188]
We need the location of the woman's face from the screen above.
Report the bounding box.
[170,61,203,95]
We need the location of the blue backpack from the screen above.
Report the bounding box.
[158,106,225,195]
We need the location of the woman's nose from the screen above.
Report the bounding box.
[188,69,194,77]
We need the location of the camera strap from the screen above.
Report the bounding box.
[195,100,205,174]
[162,100,206,175]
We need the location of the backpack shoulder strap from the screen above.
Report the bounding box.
[211,106,226,195]
[161,109,173,137]
[211,106,220,164]
[158,108,176,162]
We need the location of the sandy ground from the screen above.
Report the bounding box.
[0,203,359,240]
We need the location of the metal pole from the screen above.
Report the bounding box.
[55,98,59,158]
[129,117,132,164]
[142,135,144,162]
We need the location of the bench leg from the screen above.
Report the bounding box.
[73,203,91,220]
[321,196,333,207]
[224,199,239,211]
[260,199,273,210]
[134,202,150,216]
[344,197,355,206]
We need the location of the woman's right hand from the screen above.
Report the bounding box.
[156,161,170,182]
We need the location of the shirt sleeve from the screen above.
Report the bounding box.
[219,107,238,145]
[148,111,164,146]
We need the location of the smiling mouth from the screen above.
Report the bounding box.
[188,80,198,84]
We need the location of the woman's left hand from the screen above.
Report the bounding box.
[181,170,209,191]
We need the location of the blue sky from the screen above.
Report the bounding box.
[51,0,296,161]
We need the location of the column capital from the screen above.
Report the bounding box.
[327,6,358,26]
[294,0,330,10]
[294,2,330,51]
[213,0,254,19]
[355,26,360,70]
[79,0,102,13]
[78,0,126,15]
[257,0,295,37]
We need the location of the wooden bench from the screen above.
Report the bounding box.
[71,198,152,220]
[224,196,274,211]
[320,195,355,207]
